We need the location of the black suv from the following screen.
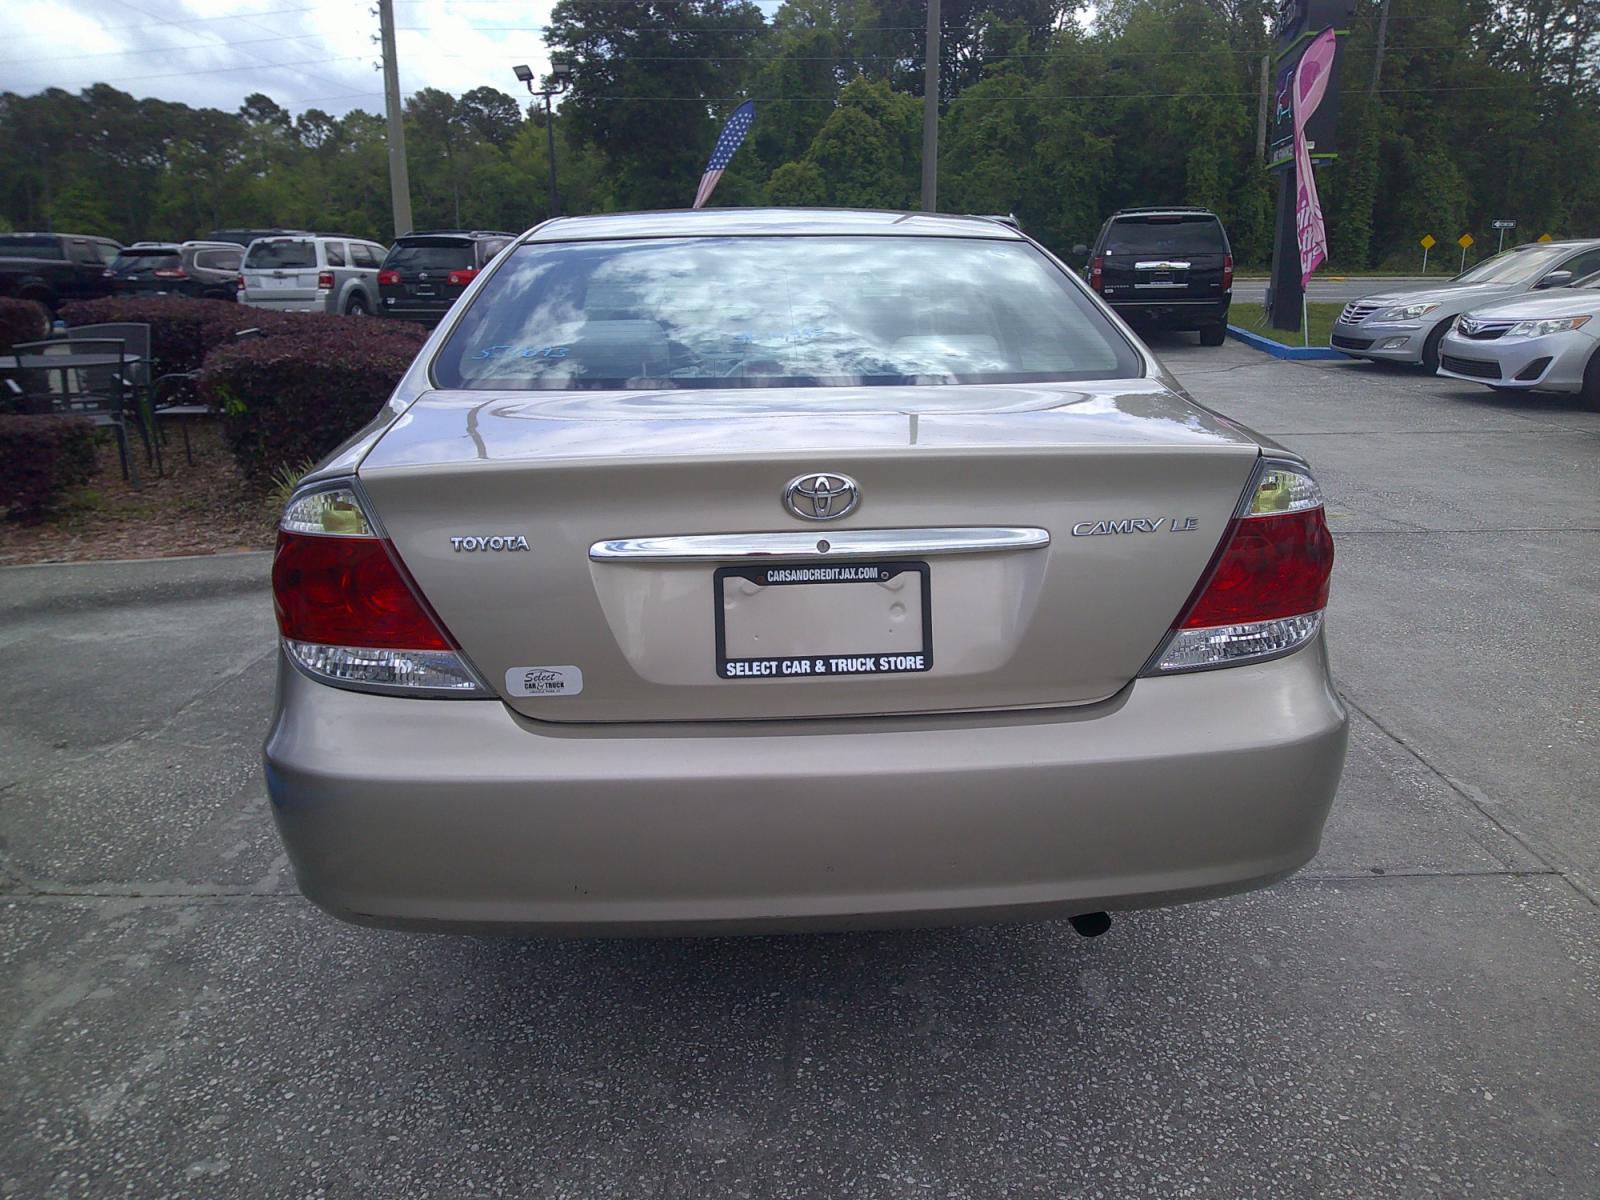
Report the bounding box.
[378,230,516,326]
[0,232,122,310]
[1077,208,1233,346]
[106,241,243,301]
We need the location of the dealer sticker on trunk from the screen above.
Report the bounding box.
[505,665,584,697]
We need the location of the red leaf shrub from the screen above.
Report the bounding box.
[0,415,98,519]
[57,296,425,380]
[0,297,50,353]
[198,322,428,485]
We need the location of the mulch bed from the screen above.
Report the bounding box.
[0,421,275,566]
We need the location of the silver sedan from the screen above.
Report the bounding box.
[1437,271,1600,406]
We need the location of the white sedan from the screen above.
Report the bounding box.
[1437,270,1600,408]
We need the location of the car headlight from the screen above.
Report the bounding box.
[1378,302,1441,321]
[1507,315,1592,337]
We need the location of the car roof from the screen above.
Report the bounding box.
[1110,207,1219,218]
[180,240,242,250]
[1507,239,1599,251]
[524,208,1028,243]
[401,229,515,240]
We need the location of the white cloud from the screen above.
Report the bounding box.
[3,0,558,115]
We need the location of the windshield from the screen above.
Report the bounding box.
[1453,246,1568,285]
[0,236,64,260]
[433,236,1140,391]
[1103,217,1227,256]
[245,240,317,269]
[386,241,475,271]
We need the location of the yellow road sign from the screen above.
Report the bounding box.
[1538,232,1553,242]
[1457,233,1474,248]
[1420,234,1436,250]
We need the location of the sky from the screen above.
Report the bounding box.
[5,0,576,116]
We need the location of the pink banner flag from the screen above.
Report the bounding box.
[1292,28,1338,286]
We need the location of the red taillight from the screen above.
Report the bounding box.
[1222,253,1234,291]
[1177,508,1333,629]
[378,268,401,286]
[235,274,245,290]
[153,267,188,279]
[272,531,452,651]
[447,268,479,287]
[317,270,334,289]
[1089,256,1104,292]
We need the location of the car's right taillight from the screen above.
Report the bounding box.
[378,269,400,285]
[1144,458,1334,674]
[317,270,334,290]
[273,482,489,696]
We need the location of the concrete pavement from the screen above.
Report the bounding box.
[2,346,1597,1198]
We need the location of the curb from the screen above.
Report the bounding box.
[0,550,271,617]
[1226,325,1351,361]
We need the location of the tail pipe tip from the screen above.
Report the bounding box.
[1068,911,1112,939]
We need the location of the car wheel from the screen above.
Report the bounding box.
[1199,324,1227,347]
[1582,348,1600,412]
[1420,320,1451,373]
[345,296,369,317]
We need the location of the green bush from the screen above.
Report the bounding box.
[0,297,49,353]
[56,296,316,378]
[198,322,427,486]
[0,415,98,519]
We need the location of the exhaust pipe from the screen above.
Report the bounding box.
[1068,911,1112,938]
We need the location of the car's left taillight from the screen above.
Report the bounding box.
[1143,458,1334,674]
[1222,253,1234,291]
[273,482,489,696]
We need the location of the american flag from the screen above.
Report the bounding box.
[692,101,756,209]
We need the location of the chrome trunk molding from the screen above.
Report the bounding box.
[589,527,1051,562]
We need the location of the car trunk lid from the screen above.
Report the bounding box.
[242,238,320,301]
[356,381,1262,723]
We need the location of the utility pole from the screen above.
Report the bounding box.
[378,0,413,238]
[920,0,939,212]
[1369,0,1391,94]
[1255,53,1270,163]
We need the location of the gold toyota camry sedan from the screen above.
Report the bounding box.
[264,208,1347,936]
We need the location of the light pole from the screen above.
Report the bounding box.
[514,61,572,218]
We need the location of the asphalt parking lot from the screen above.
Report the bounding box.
[3,339,1597,1199]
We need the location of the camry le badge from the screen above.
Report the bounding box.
[784,472,861,521]
[1072,517,1199,536]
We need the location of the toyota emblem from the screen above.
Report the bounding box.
[784,472,860,521]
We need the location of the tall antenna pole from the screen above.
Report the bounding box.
[378,0,413,238]
[920,0,940,212]
[1369,0,1392,94]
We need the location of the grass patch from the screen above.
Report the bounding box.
[1229,302,1344,348]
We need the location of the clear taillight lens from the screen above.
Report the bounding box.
[1145,458,1333,674]
[273,483,488,697]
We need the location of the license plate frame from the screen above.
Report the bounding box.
[713,559,933,680]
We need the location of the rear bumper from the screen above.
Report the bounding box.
[378,295,453,324]
[1104,297,1229,329]
[265,637,1348,934]
[241,292,331,313]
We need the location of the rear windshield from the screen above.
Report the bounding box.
[1103,216,1227,256]
[0,236,64,260]
[433,236,1140,390]
[110,249,180,270]
[245,240,317,269]
[386,240,475,271]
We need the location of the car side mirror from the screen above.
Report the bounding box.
[1072,243,1090,259]
[1535,270,1573,290]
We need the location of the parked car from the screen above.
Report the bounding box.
[105,240,243,301]
[0,232,122,310]
[1331,239,1600,371]
[208,227,312,248]
[265,208,1347,937]
[1436,269,1600,408]
[238,234,389,315]
[1074,207,1233,346]
[377,230,516,326]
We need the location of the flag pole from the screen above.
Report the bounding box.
[920,0,940,211]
